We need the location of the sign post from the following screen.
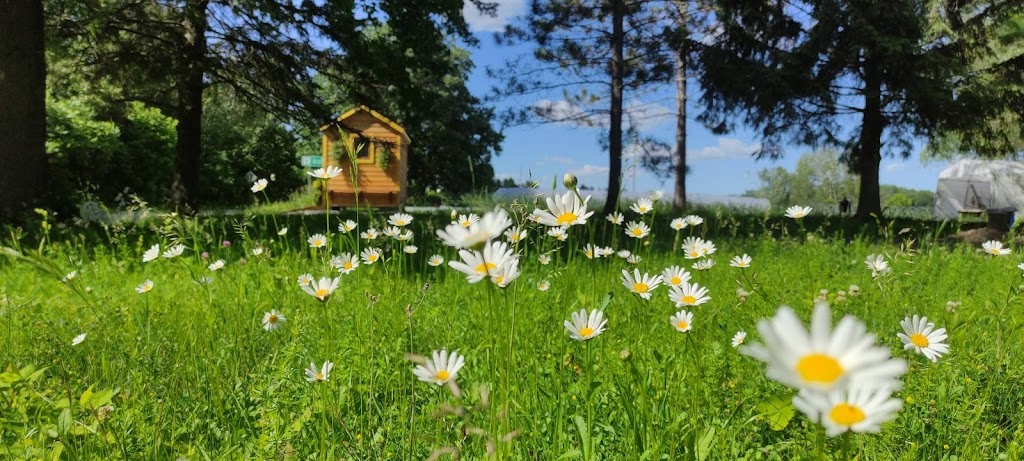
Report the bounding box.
[301,155,323,190]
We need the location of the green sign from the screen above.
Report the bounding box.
[301,155,323,168]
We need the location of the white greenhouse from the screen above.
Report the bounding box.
[933,159,1024,220]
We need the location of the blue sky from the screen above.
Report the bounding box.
[459,1,949,197]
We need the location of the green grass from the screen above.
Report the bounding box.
[1,206,1022,460]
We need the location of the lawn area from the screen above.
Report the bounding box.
[1,201,1022,460]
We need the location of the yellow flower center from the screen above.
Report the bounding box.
[434,370,451,382]
[910,333,929,348]
[682,295,697,305]
[268,315,278,324]
[578,327,594,338]
[632,228,643,236]
[315,372,325,381]
[494,276,505,284]
[368,254,378,262]
[829,403,866,426]
[670,276,682,285]
[639,206,648,212]
[343,262,353,269]
[314,288,329,298]
[676,321,689,330]
[633,282,649,293]
[796,353,844,385]
[690,251,700,258]
[396,220,405,226]
[989,248,1000,255]
[313,239,323,246]
[461,220,471,227]
[475,262,498,273]
[556,212,578,226]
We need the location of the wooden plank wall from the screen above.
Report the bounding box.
[322,111,408,204]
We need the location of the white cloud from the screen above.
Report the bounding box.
[884,162,908,173]
[464,0,527,33]
[691,138,761,160]
[531,99,673,131]
[531,99,605,127]
[571,164,610,178]
[543,156,575,165]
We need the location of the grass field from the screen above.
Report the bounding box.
[1,198,1022,460]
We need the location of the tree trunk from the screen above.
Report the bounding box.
[171,0,209,213]
[672,38,688,211]
[0,0,48,220]
[603,0,625,214]
[855,58,884,220]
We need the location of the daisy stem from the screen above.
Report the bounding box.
[813,425,826,461]
[839,431,853,460]
[585,339,594,461]
[261,190,280,236]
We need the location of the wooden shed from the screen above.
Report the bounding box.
[319,106,410,208]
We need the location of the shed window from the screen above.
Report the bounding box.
[353,136,371,159]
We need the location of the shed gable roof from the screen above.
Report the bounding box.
[335,105,411,144]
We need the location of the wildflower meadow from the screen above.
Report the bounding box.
[2,180,1023,460]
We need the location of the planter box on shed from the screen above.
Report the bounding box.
[319,106,410,208]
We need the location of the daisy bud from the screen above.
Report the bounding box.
[563,172,578,189]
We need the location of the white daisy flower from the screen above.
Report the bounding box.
[629,197,654,215]
[403,245,418,254]
[136,280,154,294]
[1018,262,1024,273]
[670,310,693,333]
[606,212,624,225]
[71,333,86,346]
[427,255,445,267]
[538,254,552,265]
[360,247,382,265]
[448,241,517,283]
[669,282,711,307]
[692,259,715,271]
[301,277,340,301]
[162,244,185,259]
[670,217,686,231]
[278,227,288,236]
[304,360,334,382]
[982,240,1011,256]
[262,310,286,331]
[436,208,513,249]
[865,254,890,278]
[532,190,595,227]
[383,226,401,238]
[388,213,413,227]
[742,303,907,392]
[360,228,379,240]
[537,280,550,291]
[333,253,359,274]
[736,288,750,302]
[564,308,608,341]
[625,221,650,239]
[581,244,600,259]
[792,386,902,437]
[142,244,157,262]
[308,166,342,180]
[251,247,265,256]
[730,254,752,268]
[897,315,950,362]
[397,230,414,241]
[684,215,704,227]
[547,227,568,241]
[785,205,812,219]
[620,269,663,300]
[457,213,480,228]
[848,284,861,296]
[297,273,314,287]
[489,258,521,288]
[597,246,615,257]
[338,220,357,233]
[682,236,708,259]
[504,226,528,244]
[307,234,328,248]
[616,250,631,259]
[626,254,642,264]
[413,349,465,385]
[62,271,77,282]
[649,190,664,201]
[732,331,747,348]
[251,178,268,193]
[195,276,213,286]
[662,266,691,286]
